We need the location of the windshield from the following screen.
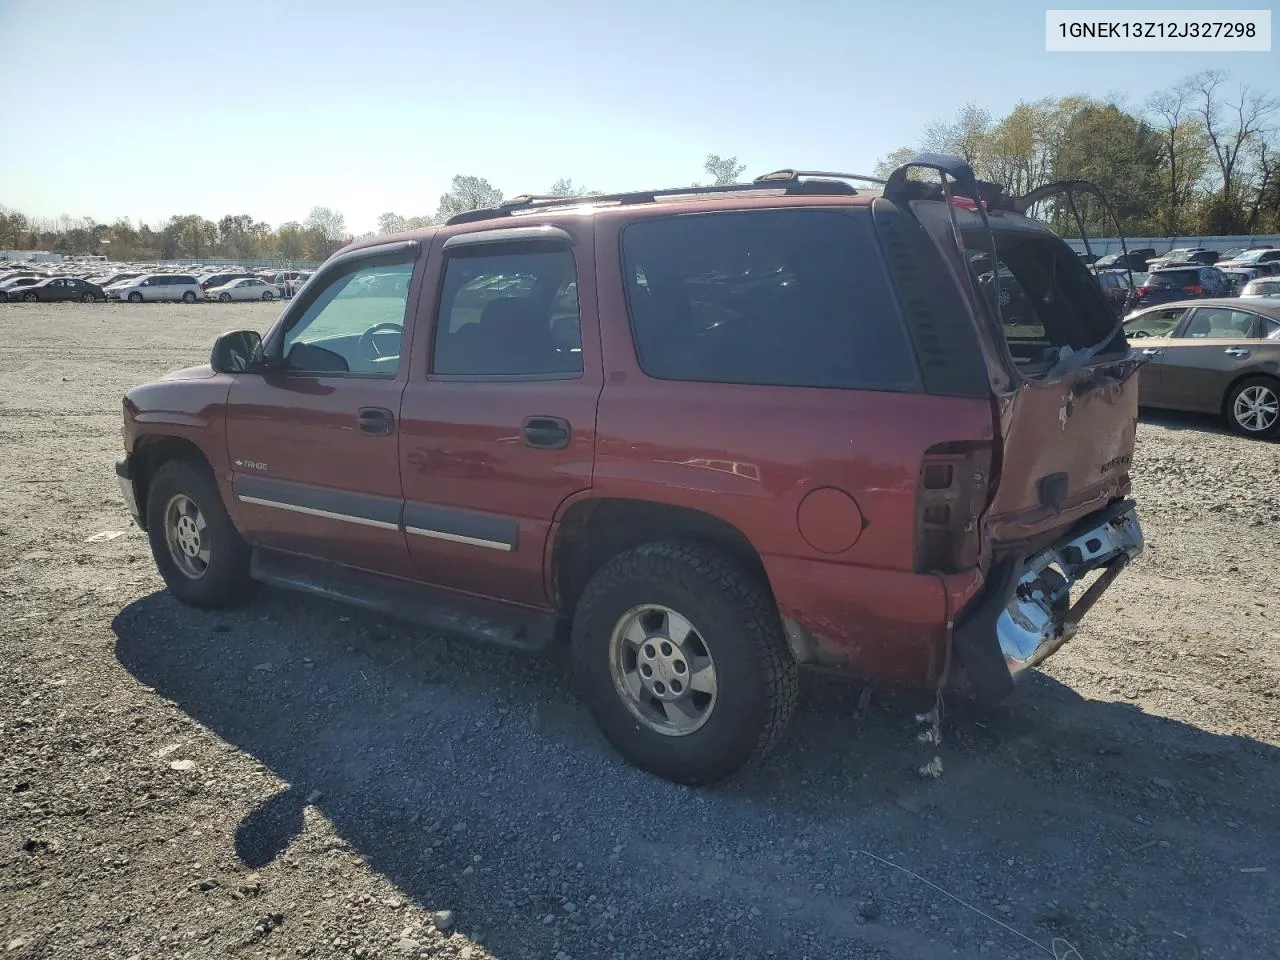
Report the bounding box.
[1236,250,1266,262]
[1245,280,1280,296]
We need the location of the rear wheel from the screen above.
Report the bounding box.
[181,291,197,303]
[1226,376,1280,439]
[145,459,253,608]
[571,542,798,785]
[127,292,143,303]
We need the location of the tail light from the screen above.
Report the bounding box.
[1136,285,1150,296]
[915,441,993,574]
[1183,283,1204,294]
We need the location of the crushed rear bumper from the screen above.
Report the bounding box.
[953,499,1143,702]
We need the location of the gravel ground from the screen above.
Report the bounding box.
[2,302,1278,960]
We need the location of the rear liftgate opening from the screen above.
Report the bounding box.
[885,157,1146,706]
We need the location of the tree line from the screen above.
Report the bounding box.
[0,156,748,261]
[873,71,1279,237]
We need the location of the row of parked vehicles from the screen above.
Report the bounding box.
[0,266,312,303]
[1085,244,1280,312]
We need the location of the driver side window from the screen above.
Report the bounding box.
[281,260,414,376]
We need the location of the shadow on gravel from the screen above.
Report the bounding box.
[113,588,1280,960]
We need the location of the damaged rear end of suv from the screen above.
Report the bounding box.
[880,157,1144,703]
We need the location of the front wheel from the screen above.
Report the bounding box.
[261,291,274,301]
[145,459,254,608]
[218,292,232,303]
[1226,376,1280,439]
[571,542,798,785]
[81,292,95,303]
[181,291,197,303]
[22,292,38,302]
[127,292,143,303]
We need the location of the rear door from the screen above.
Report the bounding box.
[1158,305,1263,413]
[397,224,601,607]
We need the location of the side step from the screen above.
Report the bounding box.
[250,548,557,652]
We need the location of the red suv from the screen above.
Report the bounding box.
[117,156,1144,784]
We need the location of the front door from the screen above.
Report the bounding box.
[1157,306,1262,413]
[224,246,422,578]
[1123,306,1190,407]
[398,225,601,607]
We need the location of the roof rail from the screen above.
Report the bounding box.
[445,171,873,226]
[752,169,887,187]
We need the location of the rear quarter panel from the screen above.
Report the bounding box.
[587,205,995,685]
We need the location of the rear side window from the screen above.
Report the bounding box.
[432,245,582,378]
[620,210,919,391]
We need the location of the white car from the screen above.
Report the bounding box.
[1240,278,1280,299]
[205,277,280,302]
[108,274,203,303]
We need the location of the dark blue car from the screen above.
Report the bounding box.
[1134,265,1229,308]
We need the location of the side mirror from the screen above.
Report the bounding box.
[210,330,264,374]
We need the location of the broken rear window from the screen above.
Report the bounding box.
[965,229,1124,371]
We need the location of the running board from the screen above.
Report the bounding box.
[250,548,557,652]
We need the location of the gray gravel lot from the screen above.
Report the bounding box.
[2,302,1278,960]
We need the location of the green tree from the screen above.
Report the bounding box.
[703,154,745,186]
[304,206,349,260]
[1053,103,1164,235]
[435,175,504,221]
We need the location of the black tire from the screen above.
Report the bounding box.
[1225,376,1280,440]
[22,292,37,302]
[145,459,254,608]
[571,542,798,785]
[218,292,232,303]
[81,292,94,303]
[261,291,274,301]
[127,292,143,303]
[181,291,197,303]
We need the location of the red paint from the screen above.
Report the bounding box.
[121,186,1141,692]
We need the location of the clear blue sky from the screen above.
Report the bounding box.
[0,0,1274,233]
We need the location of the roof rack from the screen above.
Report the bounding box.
[445,170,883,226]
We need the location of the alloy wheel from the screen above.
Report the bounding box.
[163,493,210,579]
[1233,384,1279,433]
[608,604,718,736]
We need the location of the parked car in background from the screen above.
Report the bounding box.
[1094,268,1134,316]
[1218,248,1280,272]
[116,156,1147,784]
[90,272,142,288]
[205,277,280,301]
[1221,268,1262,295]
[199,271,260,291]
[0,276,49,300]
[1241,278,1280,300]
[0,270,42,285]
[107,274,203,303]
[1093,248,1156,271]
[1134,266,1229,307]
[2,276,106,302]
[261,271,311,297]
[1149,247,1219,268]
[1127,299,1280,438]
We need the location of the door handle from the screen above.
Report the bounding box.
[522,416,571,450]
[1224,347,1250,357]
[1141,348,1162,357]
[357,406,395,436]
